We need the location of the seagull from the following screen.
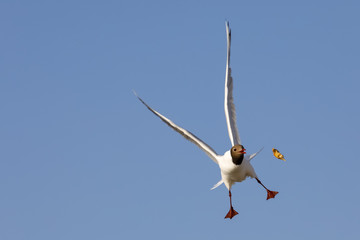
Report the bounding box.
[135,21,278,219]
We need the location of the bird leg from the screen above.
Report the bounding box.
[224,190,238,219]
[256,178,278,200]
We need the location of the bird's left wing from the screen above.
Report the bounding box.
[247,147,264,161]
[135,93,219,164]
[224,21,241,146]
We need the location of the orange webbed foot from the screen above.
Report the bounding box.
[266,190,279,200]
[224,206,239,219]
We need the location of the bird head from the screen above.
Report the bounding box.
[231,145,246,155]
[230,144,246,165]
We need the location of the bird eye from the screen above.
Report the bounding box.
[233,148,236,151]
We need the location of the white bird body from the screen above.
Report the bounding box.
[216,152,256,190]
[135,21,278,219]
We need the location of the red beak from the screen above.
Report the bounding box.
[239,149,246,154]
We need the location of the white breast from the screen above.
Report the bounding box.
[218,151,257,189]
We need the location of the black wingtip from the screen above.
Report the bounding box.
[133,91,143,103]
[132,89,138,97]
[133,90,145,105]
[225,21,231,38]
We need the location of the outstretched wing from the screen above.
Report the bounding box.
[135,92,219,164]
[224,21,241,146]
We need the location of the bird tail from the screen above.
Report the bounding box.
[210,180,224,190]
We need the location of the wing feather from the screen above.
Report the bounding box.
[224,21,241,146]
[247,147,264,161]
[135,92,219,164]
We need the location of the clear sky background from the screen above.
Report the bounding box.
[1,0,359,239]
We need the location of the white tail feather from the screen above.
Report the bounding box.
[210,180,224,190]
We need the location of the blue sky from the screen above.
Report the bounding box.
[1,0,359,239]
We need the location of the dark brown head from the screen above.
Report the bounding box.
[230,145,246,165]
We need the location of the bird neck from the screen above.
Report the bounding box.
[232,154,244,165]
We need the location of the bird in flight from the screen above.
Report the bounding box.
[135,21,278,219]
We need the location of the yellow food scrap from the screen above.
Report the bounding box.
[272,148,286,161]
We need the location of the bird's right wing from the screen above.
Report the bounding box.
[135,92,219,164]
[224,21,241,146]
